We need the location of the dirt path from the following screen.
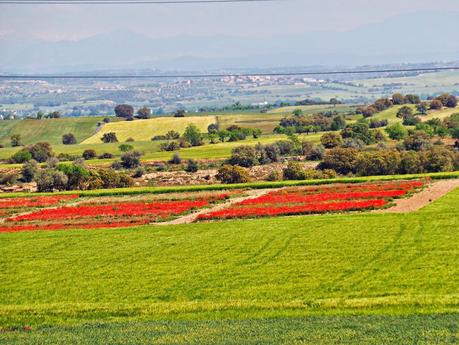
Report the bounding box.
[374,179,459,213]
[155,188,276,225]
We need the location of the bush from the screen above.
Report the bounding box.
[114,104,134,119]
[159,141,180,152]
[274,140,295,155]
[207,123,219,134]
[28,142,54,162]
[119,144,134,152]
[228,145,259,168]
[318,148,359,175]
[10,149,32,164]
[403,132,432,151]
[57,153,79,162]
[260,144,281,164]
[306,144,325,161]
[355,151,401,176]
[0,173,19,186]
[385,123,408,140]
[126,137,135,142]
[132,166,145,178]
[320,132,343,148]
[266,170,282,181]
[341,138,366,150]
[120,151,142,169]
[174,109,186,117]
[88,169,134,189]
[10,134,22,147]
[282,161,307,180]
[341,123,375,145]
[101,132,118,143]
[152,135,167,141]
[62,133,77,145]
[169,153,182,165]
[430,100,443,110]
[36,169,68,192]
[98,152,114,159]
[396,106,413,119]
[57,163,91,190]
[165,130,180,140]
[216,165,250,184]
[182,124,204,146]
[185,159,199,173]
[82,149,97,160]
[21,159,39,182]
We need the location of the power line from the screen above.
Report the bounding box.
[0,66,458,80]
[0,0,275,4]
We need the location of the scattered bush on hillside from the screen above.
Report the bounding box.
[318,147,359,175]
[101,132,118,143]
[169,153,182,165]
[165,130,180,140]
[120,150,143,169]
[0,173,19,186]
[136,106,151,119]
[403,131,432,151]
[227,145,259,168]
[182,124,204,147]
[174,109,186,117]
[385,123,408,140]
[430,100,443,110]
[62,133,77,145]
[82,149,97,160]
[185,159,199,173]
[159,141,180,152]
[35,169,68,192]
[320,132,343,148]
[216,165,250,184]
[10,149,32,164]
[119,144,134,152]
[98,152,114,159]
[21,159,39,182]
[10,134,22,147]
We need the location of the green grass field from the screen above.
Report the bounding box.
[0,134,322,167]
[0,117,104,146]
[82,116,217,144]
[0,185,458,344]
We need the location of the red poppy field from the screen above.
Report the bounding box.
[197,180,425,221]
[0,180,426,232]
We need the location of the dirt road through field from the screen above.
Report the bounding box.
[155,188,276,225]
[374,179,459,213]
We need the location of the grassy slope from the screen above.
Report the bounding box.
[0,134,322,166]
[217,114,285,134]
[82,116,217,144]
[267,104,355,115]
[0,118,103,146]
[0,187,458,329]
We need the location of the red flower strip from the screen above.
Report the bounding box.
[198,199,386,220]
[0,195,79,209]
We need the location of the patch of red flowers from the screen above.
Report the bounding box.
[0,221,148,233]
[0,194,79,209]
[197,180,425,221]
[9,200,209,222]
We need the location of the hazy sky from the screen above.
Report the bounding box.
[1,0,459,41]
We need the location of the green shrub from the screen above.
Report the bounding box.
[216,165,250,184]
[10,149,32,164]
[185,159,199,173]
[82,149,97,160]
[120,151,142,169]
[35,169,68,192]
[228,146,259,168]
[21,159,39,182]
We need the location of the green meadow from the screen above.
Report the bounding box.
[0,185,458,343]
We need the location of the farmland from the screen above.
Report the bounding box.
[0,180,458,343]
[82,116,217,144]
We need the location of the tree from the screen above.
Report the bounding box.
[21,159,39,182]
[174,109,186,117]
[207,123,219,134]
[392,93,405,105]
[185,159,199,173]
[292,109,303,117]
[169,153,182,164]
[404,94,420,104]
[36,111,45,119]
[136,106,151,119]
[227,145,259,168]
[385,123,408,140]
[340,123,374,145]
[403,132,432,151]
[119,144,134,152]
[10,134,22,147]
[120,151,142,169]
[114,104,134,119]
[331,115,346,130]
[216,165,250,184]
[446,95,458,108]
[318,147,359,175]
[27,142,54,162]
[48,111,61,119]
[182,124,203,146]
[396,106,413,119]
[320,132,343,148]
[283,161,307,180]
[82,149,97,160]
[416,102,428,115]
[101,132,118,143]
[430,100,443,110]
[35,169,68,192]
[62,133,77,145]
[165,130,180,140]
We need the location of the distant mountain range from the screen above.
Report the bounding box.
[1,11,458,73]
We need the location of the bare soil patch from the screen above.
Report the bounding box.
[374,179,459,213]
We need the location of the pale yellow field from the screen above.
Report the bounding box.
[82,116,217,144]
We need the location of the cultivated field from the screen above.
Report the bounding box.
[82,116,217,144]
[0,117,105,146]
[0,178,458,343]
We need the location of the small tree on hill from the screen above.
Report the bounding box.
[10,134,22,147]
[174,109,186,117]
[62,133,77,145]
[114,104,134,119]
[101,132,118,143]
[137,106,152,119]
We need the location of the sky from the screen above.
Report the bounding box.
[1,0,459,41]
